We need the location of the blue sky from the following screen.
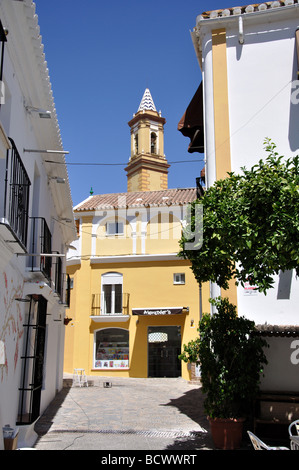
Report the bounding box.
[35,0,243,206]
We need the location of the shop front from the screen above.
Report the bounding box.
[94,327,129,370]
[132,307,186,378]
[148,326,181,378]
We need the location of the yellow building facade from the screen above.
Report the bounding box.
[64,90,208,380]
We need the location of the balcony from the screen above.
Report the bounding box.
[27,217,52,280]
[53,254,71,306]
[91,293,130,322]
[0,138,31,252]
[26,218,69,304]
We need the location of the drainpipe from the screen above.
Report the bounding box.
[199,284,203,321]
[239,15,244,44]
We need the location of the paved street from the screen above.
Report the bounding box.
[33,376,217,451]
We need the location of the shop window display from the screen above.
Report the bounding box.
[95,328,129,369]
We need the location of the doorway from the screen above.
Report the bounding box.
[148,326,181,377]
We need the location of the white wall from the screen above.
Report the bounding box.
[201,9,299,326]
[0,0,74,448]
[225,16,299,171]
[0,261,25,450]
[261,336,299,392]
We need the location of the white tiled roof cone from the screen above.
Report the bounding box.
[138,88,157,112]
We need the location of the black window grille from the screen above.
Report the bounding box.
[28,217,52,280]
[4,138,31,248]
[65,274,71,307]
[53,255,70,305]
[17,295,47,425]
[53,252,62,297]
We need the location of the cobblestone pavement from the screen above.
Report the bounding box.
[33,375,252,451]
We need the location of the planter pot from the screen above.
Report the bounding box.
[208,417,245,450]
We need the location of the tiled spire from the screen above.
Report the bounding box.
[138,88,157,112]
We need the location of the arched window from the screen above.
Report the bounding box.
[151,132,157,154]
[94,328,129,369]
[134,133,138,154]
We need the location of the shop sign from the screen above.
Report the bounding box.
[243,280,258,296]
[132,307,183,316]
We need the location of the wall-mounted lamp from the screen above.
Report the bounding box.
[49,176,66,184]
[238,16,244,45]
[25,105,51,119]
[59,217,72,223]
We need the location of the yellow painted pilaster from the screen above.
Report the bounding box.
[212,28,231,180]
[212,28,238,308]
[73,216,93,372]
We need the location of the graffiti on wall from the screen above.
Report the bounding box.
[0,271,24,381]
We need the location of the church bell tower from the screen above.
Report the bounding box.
[125,89,169,192]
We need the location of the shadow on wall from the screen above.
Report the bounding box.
[277,270,293,300]
[289,43,299,152]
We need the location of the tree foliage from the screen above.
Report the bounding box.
[179,298,268,418]
[179,139,299,293]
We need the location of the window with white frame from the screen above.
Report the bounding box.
[101,272,123,315]
[173,273,185,285]
[106,221,124,235]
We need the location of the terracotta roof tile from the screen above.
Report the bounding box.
[255,324,299,337]
[74,188,198,212]
[199,1,295,20]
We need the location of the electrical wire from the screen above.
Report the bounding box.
[45,159,205,166]
[55,215,183,242]
[45,78,293,170]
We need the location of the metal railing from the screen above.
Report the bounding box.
[53,252,62,297]
[27,217,52,280]
[52,257,71,306]
[3,138,31,248]
[91,293,130,316]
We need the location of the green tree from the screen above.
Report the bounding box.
[179,297,268,418]
[179,139,299,294]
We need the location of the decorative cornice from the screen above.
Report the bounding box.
[192,1,299,68]
[197,0,298,22]
[255,324,299,337]
[90,253,181,264]
[0,1,76,243]
[125,155,170,176]
[128,111,166,128]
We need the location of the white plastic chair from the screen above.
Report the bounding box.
[288,419,299,437]
[288,419,299,449]
[247,431,289,450]
[73,368,88,387]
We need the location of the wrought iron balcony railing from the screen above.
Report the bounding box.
[0,138,31,250]
[27,219,70,304]
[52,255,71,306]
[27,217,52,280]
[91,293,130,317]
[53,251,62,297]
